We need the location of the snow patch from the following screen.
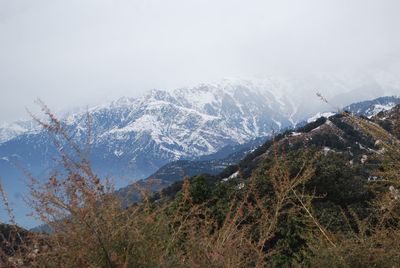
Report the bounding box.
[307,112,336,123]
[367,103,396,118]
[237,182,245,190]
[114,150,124,157]
[222,171,240,182]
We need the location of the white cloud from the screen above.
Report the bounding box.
[1,0,400,122]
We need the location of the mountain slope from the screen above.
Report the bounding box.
[0,78,309,185]
[116,136,267,204]
[0,121,39,144]
[158,103,400,204]
[1,74,400,227]
[117,96,400,203]
[0,78,300,226]
[343,96,400,117]
[2,75,399,182]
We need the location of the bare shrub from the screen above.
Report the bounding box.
[3,100,400,267]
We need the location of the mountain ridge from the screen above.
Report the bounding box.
[1,75,400,227]
[117,96,400,204]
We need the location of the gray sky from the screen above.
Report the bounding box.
[1,0,400,123]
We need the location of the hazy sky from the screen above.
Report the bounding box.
[1,0,400,123]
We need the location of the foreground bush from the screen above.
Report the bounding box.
[1,103,399,267]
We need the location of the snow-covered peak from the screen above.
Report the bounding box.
[368,103,398,116]
[3,72,399,147]
[0,121,39,143]
[343,96,400,118]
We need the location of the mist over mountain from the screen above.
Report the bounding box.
[1,74,399,179]
[1,73,399,227]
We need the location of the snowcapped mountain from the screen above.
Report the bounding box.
[0,78,302,186]
[1,74,400,228]
[86,79,299,158]
[117,95,400,205]
[0,121,39,143]
[304,96,400,124]
[1,75,399,184]
[1,78,301,226]
[343,96,400,117]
